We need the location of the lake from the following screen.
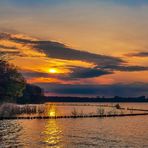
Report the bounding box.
[0,103,148,148]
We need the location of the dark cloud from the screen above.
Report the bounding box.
[0,51,21,56]
[68,66,112,79]
[100,65,148,71]
[21,71,50,78]
[3,33,123,66]
[34,42,123,66]
[0,45,17,50]
[36,83,148,97]
[0,32,10,39]
[0,35,20,56]
[126,52,148,57]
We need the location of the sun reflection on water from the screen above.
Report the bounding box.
[49,111,56,117]
[43,120,63,147]
[46,105,57,117]
[41,105,63,147]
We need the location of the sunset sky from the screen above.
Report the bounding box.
[0,0,148,97]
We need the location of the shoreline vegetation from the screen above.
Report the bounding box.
[0,103,148,120]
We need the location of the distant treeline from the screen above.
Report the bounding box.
[17,95,148,104]
[42,96,148,103]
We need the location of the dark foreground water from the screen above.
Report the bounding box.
[0,103,148,148]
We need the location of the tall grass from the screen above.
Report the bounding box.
[0,103,48,117]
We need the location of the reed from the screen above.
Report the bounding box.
[0,103,45,117]
[97,106,105,116]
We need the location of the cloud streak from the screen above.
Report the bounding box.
[100,65,148,71]
[126,52,148,57]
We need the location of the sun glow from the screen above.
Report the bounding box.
[48,68,58,74]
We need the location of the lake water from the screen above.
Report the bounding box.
[0,103,148,148]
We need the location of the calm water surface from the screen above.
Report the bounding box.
[0,103,148,148]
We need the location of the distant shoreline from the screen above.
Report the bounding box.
[17,96,148,104]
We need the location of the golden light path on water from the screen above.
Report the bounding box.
[43,120,62,147]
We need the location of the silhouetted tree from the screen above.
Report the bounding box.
[17,84,44,104]
[0,57,25,103]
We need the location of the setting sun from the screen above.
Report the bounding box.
[48,68,58,74]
